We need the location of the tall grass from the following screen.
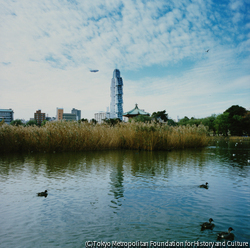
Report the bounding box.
[0,121,209,153]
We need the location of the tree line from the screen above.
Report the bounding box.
[5,105,250,136]
[129,105,250,136]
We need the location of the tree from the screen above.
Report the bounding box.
[200,115,216,135]
[178,116,190,126]
[242,111,250,135]
[224,105,247,136]
[41,120,48,126]
[26,120,38,126]
[214,112,230,136]
[90,118,97,124]
[103,118,121,126]
[80,118,88,123]
[151,110,168,122]
[129,115,152,123]
[167,119,177,126]
[10,119,24,126]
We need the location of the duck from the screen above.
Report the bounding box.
[201,218,214,230]
[37,190,48,197]
[199,182,208,189]
[217,227,234,241]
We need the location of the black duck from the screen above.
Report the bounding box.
[37,190,48,197]
[201,218,214,230]
[217,227,234,241]
[199,182,208,189]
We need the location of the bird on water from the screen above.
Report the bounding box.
[201,218,215,230]
[37,190,48,197]
[217,227,234,241]
[199,182,208,189]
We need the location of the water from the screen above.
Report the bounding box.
[0,140,250,247]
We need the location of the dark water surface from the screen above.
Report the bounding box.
[0,140,250,247]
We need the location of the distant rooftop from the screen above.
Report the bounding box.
[123,104,150,117]
[0,109,14,112]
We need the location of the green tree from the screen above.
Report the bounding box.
[242,111,250,135]
[41,120,48,126]
[10,119,24,126]
[224,105,247,136]
[178,116,190,126]
[167,119,177,126]
[200,115,216,135]
[26,120,38,126]
[80,118,88,123]
[151,110,168,122]
[129,115,152,123]
[90,118,97,124]
[214,112,230,136]
[103,118,121,126]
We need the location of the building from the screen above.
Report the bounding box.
[34,110,46,125]
[94,111,110,123]
[123,104,150,119]
[56,108,63,120]
[110,69,123,120]
[71,108,81,121]
[62,113,77,121]
[0,109,14,124]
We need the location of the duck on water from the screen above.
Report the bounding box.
[201,218,214,230]
[217,227,234,241]
[199,182,208,189]
[37,190,48,197]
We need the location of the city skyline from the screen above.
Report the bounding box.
[1,0,250,121]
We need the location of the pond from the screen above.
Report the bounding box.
[0,140,250,247]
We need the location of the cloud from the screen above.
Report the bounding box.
[0,0,249,120]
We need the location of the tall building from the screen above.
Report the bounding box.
[34,110,45,125]
[0,109,14,124]
[71,108,81,121]
[110,69,123,120]
[56,108,63,120]
[94,111,110,123]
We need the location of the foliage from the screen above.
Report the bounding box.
[26,120,38,126]
[214,112,230,136]
[103,118,121,126]
[41,120,48,126]
[242,112,250,135]
[151,110,168,122]
[178,116,190,126]
[10,119,24,126]
[90,118,97,124]
[129,115,152,123]
[224,105,247,136]
[0,119,5,126]
[80,118,88,123]
[177,105,250,136]
[201,115,216,134]
[167,119,178,126]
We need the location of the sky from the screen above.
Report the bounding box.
[1,0,250,121]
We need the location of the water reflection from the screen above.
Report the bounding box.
[0,140,250,246]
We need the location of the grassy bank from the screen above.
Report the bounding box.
[0,121,209,153]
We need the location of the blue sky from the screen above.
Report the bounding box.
[1,0,250,121]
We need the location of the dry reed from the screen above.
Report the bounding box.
[0,121,209,153]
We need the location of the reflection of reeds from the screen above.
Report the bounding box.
[0,121,209,153]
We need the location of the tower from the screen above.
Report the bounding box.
[110,69,123,120]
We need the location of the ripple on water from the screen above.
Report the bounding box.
[0,146,250,245]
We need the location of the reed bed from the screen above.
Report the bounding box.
[0,121,209,153]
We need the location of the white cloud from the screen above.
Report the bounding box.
[0,0,249,120]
